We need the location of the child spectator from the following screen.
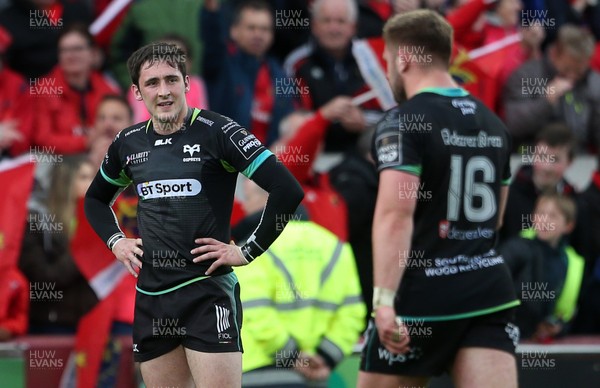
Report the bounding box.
[501,124,578,242]
[500,193,585,340]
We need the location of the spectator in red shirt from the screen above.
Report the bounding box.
[31,23,119,155]
[0,25,34,158]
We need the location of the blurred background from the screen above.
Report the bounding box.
[0,0,599,386]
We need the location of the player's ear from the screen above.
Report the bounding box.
[184,75,190,93]
[132,84,143,101]
[396,47,408,74]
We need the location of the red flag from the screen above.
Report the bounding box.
[0,155,35,269]
[67,198,134,387]
[71,198,122,285]
[450,34,521,111]
[450,48,496,108]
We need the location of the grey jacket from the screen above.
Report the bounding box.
[503,57,600,151]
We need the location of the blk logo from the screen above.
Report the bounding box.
[155,138,172,146]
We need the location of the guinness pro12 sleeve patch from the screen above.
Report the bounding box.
[229,128,263,160]
[374,132,402,168]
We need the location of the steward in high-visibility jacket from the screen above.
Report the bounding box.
[234,220,366,375]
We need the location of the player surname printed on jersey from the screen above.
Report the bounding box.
[451,99,477,115]
[229,128,262,160]
[375,133,401,166]
[137,179,202,200]
[440,129,503,148]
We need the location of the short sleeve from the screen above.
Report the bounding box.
[99,135,132,187]
[217,117,274,178]
[372,108,423,176]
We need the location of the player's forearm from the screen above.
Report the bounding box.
[372,210,413,292]
[84,173,125,249]
[242,157,304,261]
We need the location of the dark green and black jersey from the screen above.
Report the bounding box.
[101,108,273,293]
[372,88,519,320]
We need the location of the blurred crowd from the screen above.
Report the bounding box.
[0,0,599,385]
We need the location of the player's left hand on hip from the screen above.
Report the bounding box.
[191,237,248,275]
[375,305,411,354]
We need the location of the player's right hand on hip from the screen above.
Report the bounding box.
[375,305,411,354]
[112,238,143,278]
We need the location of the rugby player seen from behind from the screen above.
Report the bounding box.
[359,10,520,388]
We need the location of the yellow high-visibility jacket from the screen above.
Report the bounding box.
[520,228,585,322]
[235,221,366,372]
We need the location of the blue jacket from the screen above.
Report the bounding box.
[201,7,293,146]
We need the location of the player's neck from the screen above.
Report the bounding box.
[405,70,458,99]
[153,107,191,135]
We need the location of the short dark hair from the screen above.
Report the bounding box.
[535,122,576,161]
[126,42,187,87]
[99,94,133,120]
[383,9,453,68]
[159,33,192,59]
[232,0,272,26]
[58,22,95,48]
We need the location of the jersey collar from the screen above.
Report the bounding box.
[416,87,469,97]
[145,108,202,133]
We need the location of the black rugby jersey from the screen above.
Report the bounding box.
[101,108,273,293]
[372,88,519,320]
